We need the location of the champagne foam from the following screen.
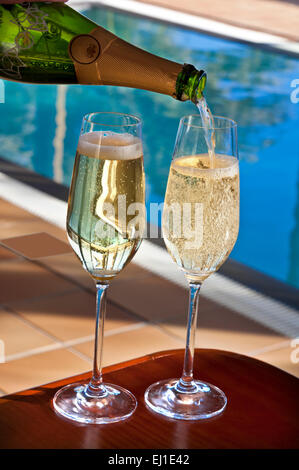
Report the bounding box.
[172,154,238,179]
[77,131,143,160]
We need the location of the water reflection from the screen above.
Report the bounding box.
[0,6,298,288]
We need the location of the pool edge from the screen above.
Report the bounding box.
[0,156,298,312]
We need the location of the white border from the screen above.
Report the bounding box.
[1,172,298,339]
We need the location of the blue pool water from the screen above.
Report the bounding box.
[1,7,299,288]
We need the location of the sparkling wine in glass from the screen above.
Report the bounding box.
[53,112,145,424]
[145,115,239,420]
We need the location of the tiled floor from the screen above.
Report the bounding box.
[142,0,299,41]
[0,196,298,396]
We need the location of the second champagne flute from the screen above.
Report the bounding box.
[145,115,239,420]
[53,112,145,424]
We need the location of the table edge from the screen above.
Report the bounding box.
[1,348,297,399]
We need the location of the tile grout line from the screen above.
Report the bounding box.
[0,242,25,262]
[2,301,292,365]
[3,342,89,364]
[35,258,97,295]
[2,286,151,350]
[157,320,292,357]
[64,322,150,362]
[149,321,186,346]
[108,297,155,325]
[2,322,148,363]
[1,300,79,342]
[66,345,93,364]
[247,339,293,357]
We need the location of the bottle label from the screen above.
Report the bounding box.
[0,3,50,79]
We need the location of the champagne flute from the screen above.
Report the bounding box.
[53,112,145,424]
[145,115,239,420]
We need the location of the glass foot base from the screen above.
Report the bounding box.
[144,378,227,420]
[53,382,137,424]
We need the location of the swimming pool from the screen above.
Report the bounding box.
[1,6,299,289]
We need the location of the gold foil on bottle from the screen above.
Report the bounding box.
[69,26,182,96]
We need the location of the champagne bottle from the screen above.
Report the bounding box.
[0,2,206,102]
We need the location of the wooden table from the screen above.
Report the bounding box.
[0,349,298,449]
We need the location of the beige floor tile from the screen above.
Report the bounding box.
[0,259,76,304]
[0,308,56,357]
[2,232,72,259]
[159,298,286,356]
[40,254,153,293]
[0,220,64,242]
[254,343,299,378]
[113,262,154,282]
[161,323,285,357]
[108,272,287,356]
[74,324,184,366]
[1,214,67,243]
[0,245,20,262]
[39,252,95,291]
[108,273,189,323]
[10,289,139,342]
[0,348,90,395]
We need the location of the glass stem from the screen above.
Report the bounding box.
[85,282,109,398]
[176,282,201,393]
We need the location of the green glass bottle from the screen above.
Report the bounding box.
[0,2,206,102]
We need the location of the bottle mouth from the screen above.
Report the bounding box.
[195,70,207,98]
[188,68,207,103]
[176,64,207,102]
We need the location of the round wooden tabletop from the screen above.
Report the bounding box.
[0,348,298,449]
